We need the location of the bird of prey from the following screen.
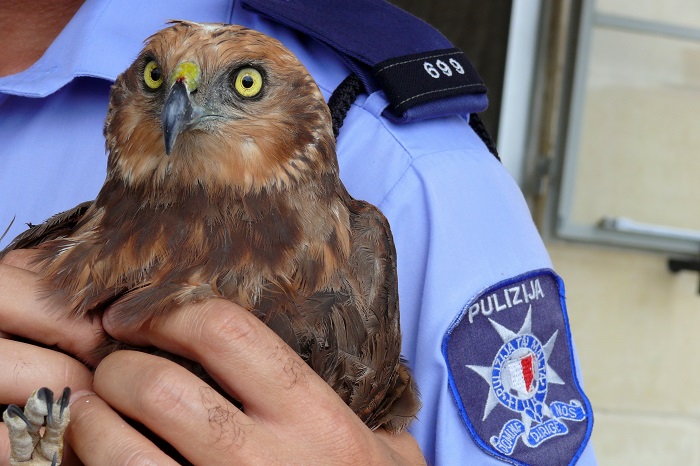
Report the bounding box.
[2,21,420,465]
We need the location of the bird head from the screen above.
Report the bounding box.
[104,21,337,196]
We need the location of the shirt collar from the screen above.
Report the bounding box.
[0,0,235,97]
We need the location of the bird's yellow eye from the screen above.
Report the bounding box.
[144,60,163,90]
[234,68,263,98]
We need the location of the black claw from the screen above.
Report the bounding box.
[59,387,71,420]
[5,404,32,427]
[51,451,58,466]
[37,387,55,427]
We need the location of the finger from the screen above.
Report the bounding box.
[374,429,427,466]
[0,422,8,466]
[0,339,92,406]
[1,249,42,273]
[66,392,178,466]
[104,299,341,424]
[0,261,103,363]
[93,350,275,464]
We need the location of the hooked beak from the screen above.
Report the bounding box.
[162,81,194,155]
[161,62,204,155]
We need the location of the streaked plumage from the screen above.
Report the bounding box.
[2,21,419,432]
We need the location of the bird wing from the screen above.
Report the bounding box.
[254,191,420,432]
[340,197,420,432]
[0,201,94,258]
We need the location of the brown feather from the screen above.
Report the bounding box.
[2,21,420,432]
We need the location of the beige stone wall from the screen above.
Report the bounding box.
[547,242,700,464]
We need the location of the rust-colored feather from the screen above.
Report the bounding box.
[2,21,420,432]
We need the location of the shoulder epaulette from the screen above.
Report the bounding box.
[242,0,488,123]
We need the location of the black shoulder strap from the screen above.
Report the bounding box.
[468,113,500,160]
[327,74,365,139]
[327,73,499,160]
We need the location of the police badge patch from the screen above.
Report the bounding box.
[443,270,593,465]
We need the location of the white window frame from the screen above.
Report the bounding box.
[501,0,700,255]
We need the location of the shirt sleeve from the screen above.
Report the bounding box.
[335,94,596,465]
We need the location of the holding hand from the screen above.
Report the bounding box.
[0,250,100,465]
[65,299,425,465]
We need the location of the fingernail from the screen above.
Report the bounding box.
[69,390,97,406]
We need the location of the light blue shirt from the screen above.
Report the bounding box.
[0,1,596,464]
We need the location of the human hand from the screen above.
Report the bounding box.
[66,298,425,465]
[0,249,102,465]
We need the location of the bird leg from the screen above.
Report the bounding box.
[3,387,71,466]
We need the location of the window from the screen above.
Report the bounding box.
[554,0,700,254]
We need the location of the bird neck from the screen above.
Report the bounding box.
[93,174,351,286]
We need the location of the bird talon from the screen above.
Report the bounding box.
[35,388,54,428]
[58,388,71,421]
[4,405,33,429]
[2,387,71,466]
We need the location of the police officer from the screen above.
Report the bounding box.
[0,0,596,464]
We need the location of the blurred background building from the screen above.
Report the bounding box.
[394,0,700,464]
